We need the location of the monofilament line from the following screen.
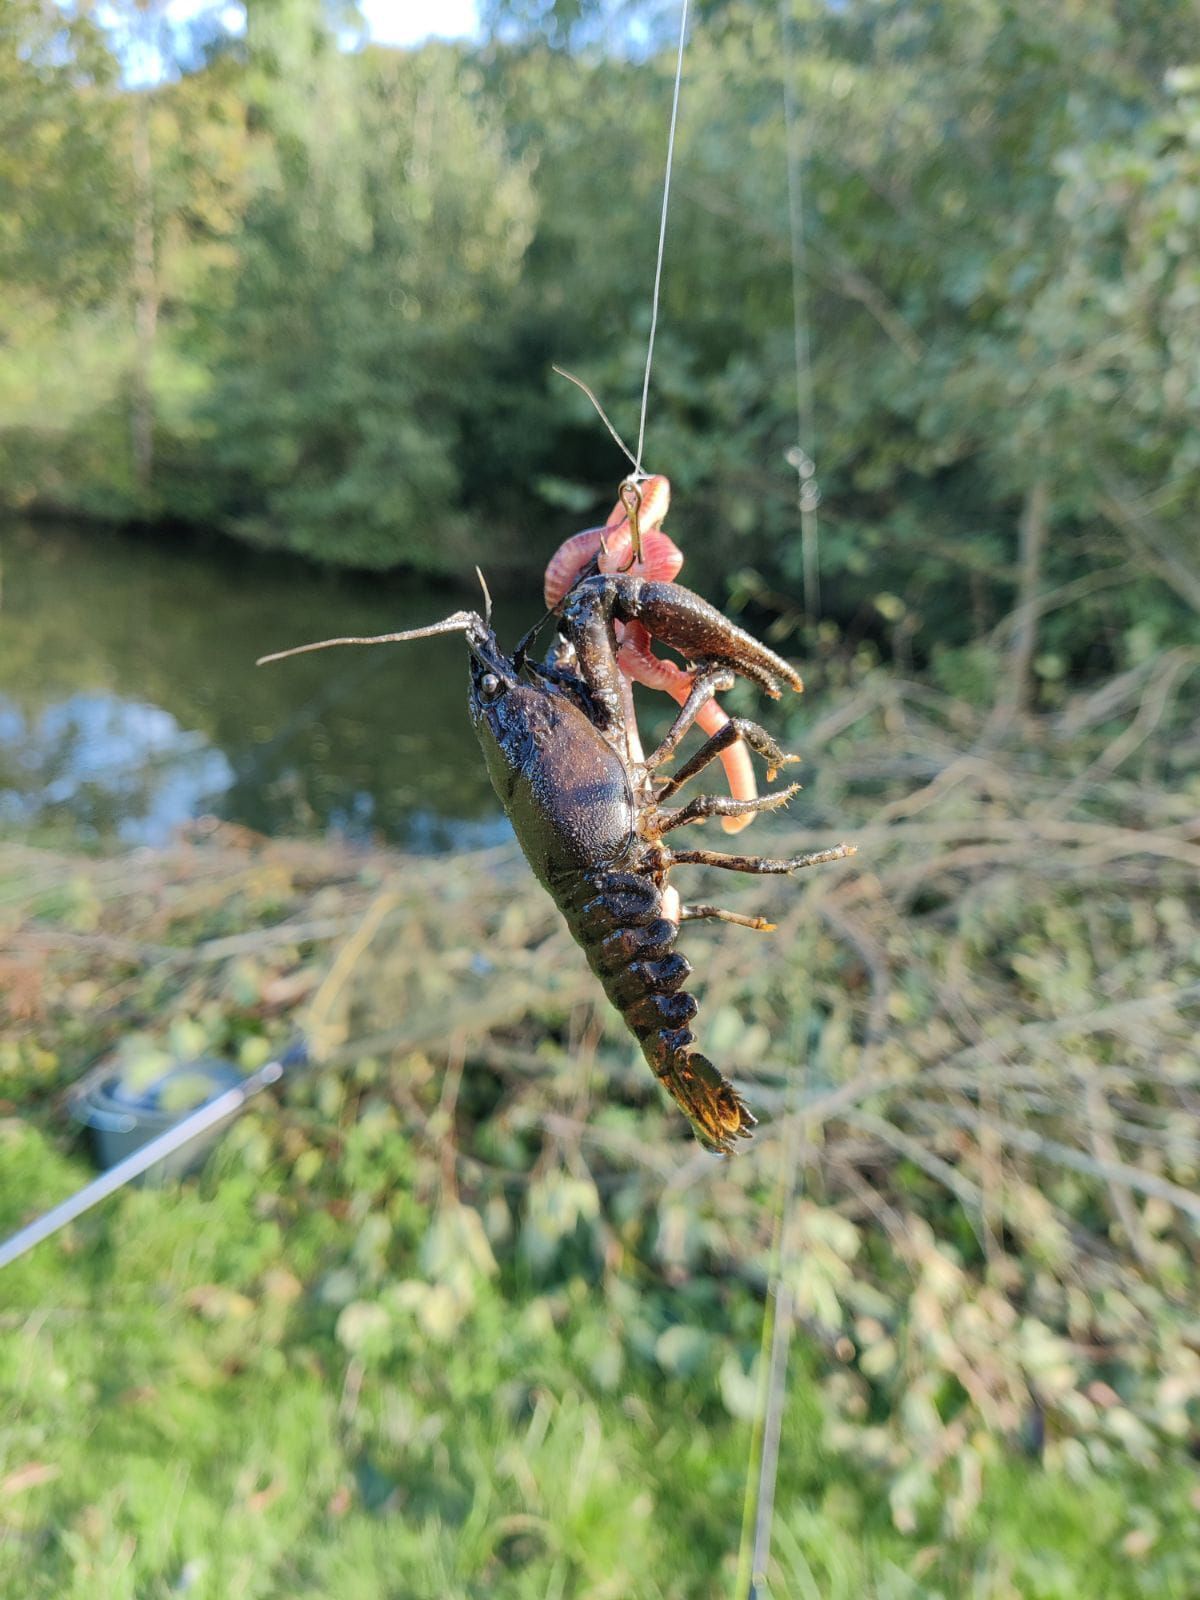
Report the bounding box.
[779,0,821,620]
[733,1003,811,1600]
[634,0,690,477]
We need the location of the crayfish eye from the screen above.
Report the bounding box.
[479,672,502,700]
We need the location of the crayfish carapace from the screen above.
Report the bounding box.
[260,482,853,1153]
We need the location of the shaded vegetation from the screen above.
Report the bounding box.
[3,0,1200,675]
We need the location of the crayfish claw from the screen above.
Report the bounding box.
[563,575,803,702]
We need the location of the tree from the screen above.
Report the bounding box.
[201,11,537,568]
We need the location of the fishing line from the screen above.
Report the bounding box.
[733,13,822,1583]
[733,1007,810,1599]
[634,0,690,478]
[779,0,821,621]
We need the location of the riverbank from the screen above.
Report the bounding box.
[3,671,1198,1594]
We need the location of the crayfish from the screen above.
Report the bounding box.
[261,478,852,1154]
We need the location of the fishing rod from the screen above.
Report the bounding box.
[0,1040,311,1273]
[0,873,400,1274]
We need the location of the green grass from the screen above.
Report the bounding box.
[2,1110,1196,1599]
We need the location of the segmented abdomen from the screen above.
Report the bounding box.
[558,869,756,1154]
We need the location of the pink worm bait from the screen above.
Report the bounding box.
[543,476,760,836]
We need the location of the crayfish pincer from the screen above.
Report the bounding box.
[260,570,853,1154]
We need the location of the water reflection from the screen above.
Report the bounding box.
[0,691,235,844]
[0,521,523,850]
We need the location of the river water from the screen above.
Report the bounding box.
[0,520,543,851]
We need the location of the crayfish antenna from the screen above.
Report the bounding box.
[256,612,477,666]
[552,365,640,474]
[475,567,493,627]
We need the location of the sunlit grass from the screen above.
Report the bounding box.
[4,1112,1195,1599]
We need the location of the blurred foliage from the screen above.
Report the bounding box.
[4,5,1200,1588]
[2,0,1199,670]
[2,666,1198,1594]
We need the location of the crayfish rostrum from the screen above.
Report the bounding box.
[261,479,853,1153]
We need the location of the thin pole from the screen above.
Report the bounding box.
[635,0,690,477]
[733,1011,811,1598]
[749,1134,801,1592]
